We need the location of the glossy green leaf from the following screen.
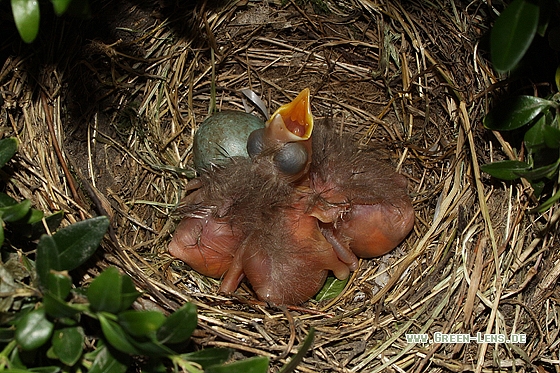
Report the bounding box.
[26,208,44,224]
[30,366,70,373]
[0,138,18,168]
[278,327,315,373]
[130,338,175,357]
[88,344,127,373]
[118,311,165,338]
[98,313,140,355]
[534,188,560,212]
[524,115,548,151]
[7,208,44,240]
[530,179,546,197]
[7,346,26,369]
[45,271,72,299]
[52,326,84,366]
[47,215,109,269]
[30,210,64,239]
[0,193,17,207]
[47,344,60,360]
[491,0,540,72]
[87,267,122,314]
[0,223,4,248]
[43,292,81,319]
[119,275,141,312]
[51,0,73,15]
[484,96,554,131]
[515,160,560,180]
[481,160,531,180]
[205,356,269,373]
[36,216,109,285]
[0,200,31,223]
[15,308,54,350]
[315,277,348,301]
[180,348,231,369]
[156,303,197,344]
[11,0,40,43]
[543,124,560,148]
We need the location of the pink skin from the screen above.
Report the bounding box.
[168,213,241,279]
[168,181,242,278]
[309,173,415,260]
[219,198,350,305]
[168,90,415,305]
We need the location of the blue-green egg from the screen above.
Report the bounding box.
[193,111,265,172]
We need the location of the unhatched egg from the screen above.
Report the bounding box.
[193,111,265,172]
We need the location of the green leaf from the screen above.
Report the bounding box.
[484,96,554,131]
[556,65,560,91]
[278,327,315,373]
[88,344,127,373]
[515,160,560,179]
[52,326,84,366]
[156,303,197,344]
[118,311,165,338]
[524,115,549,151]
[87,267,122,314]
[543,124,560,148]
[0,223,4,248]
[43,292,82,319]
[119,275,141,312]
[491,0,540,72]
[30,210,64,239]
[0,200,31,223]
[481,160,531,180]
[11,0,40,43]
[315,276,348,301]
[26,208,44,224]
[0,138,18,168]
[130,339,175,357]
[180,348,231,369]
[98,313,140,355]
[533,188,560,212]
[51,0,73,15]
[15,308,54,350]
[28,367,61,373]
[36,216,109,286]
[49,215,109,269]
[45,271,72,299]
[0,193,17,207]
[530,179,546,197]
[205,356,269,373]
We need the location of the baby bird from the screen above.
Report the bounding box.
[169,89,414,305]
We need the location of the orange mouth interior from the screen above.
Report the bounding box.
[267,88,313,141]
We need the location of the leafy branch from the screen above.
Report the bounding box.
[483,0,560,212]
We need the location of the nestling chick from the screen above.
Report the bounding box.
[169,89,414,305]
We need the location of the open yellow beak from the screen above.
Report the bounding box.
[265,88,313,143]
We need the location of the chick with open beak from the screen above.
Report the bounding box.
[168,89,415,305]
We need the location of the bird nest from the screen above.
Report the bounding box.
[2,0,559,371]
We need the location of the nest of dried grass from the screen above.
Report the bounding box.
[2,0,559,371]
